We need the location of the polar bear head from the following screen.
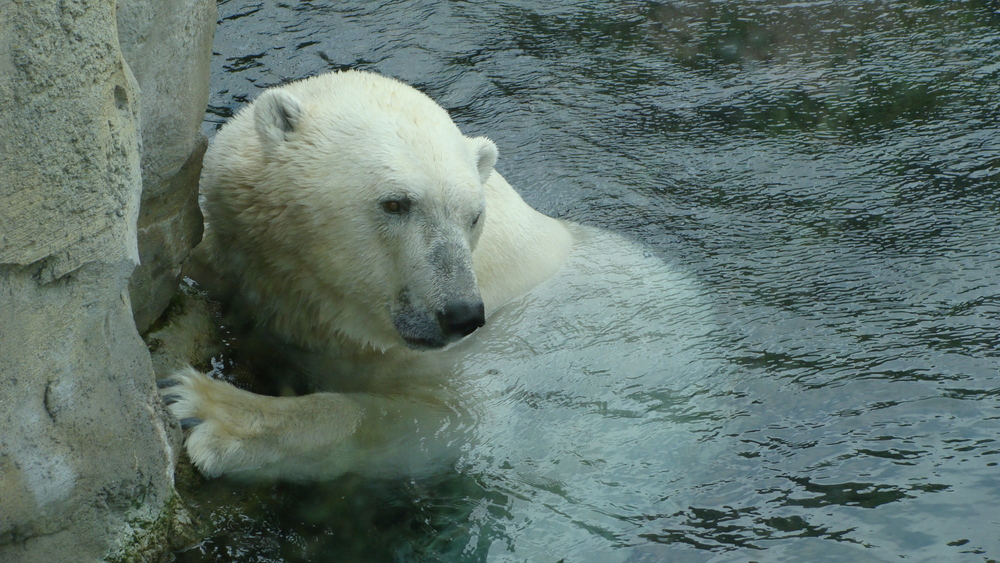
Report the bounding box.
[213,71,498,352]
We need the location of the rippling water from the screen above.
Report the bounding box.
[182,1,1000,561]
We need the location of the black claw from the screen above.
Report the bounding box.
[180,417,203,430]
[161,394,182,406]
[156,379,180,389]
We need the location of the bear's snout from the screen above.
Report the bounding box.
[438,300,486,341]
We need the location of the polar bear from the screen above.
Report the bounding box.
[159,71,718,493]
[160,70,572,478]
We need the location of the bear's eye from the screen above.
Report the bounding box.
[471,211,482,228]
[381,198,411,214]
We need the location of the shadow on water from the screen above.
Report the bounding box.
[175,0,1000,561]
[175,473,510,562]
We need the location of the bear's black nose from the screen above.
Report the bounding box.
[438,301,486,340]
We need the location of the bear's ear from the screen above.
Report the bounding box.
[254,89,303,148]
[469,136,498,184]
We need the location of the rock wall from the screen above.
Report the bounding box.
[0,0,214,560]
[120,0,215,333]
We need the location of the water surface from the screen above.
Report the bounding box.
[182,1,1000,561]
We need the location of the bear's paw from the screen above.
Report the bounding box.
[158,368,264,478]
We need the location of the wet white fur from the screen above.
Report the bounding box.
[163,71,574,478]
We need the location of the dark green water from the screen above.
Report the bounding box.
[183,1,1000,561]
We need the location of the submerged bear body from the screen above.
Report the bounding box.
[161,70,722,559]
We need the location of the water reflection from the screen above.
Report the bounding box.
[179,0,1000,560]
